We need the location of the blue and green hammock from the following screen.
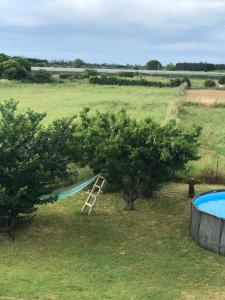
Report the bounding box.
[42,174,99,201]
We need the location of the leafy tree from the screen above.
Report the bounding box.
[145,60,162,70]
[73,59,86,68]
[12,56,31,72]
[0,100,79,221]
[79,109,201,210]
[165,63,176,71]
[2,59,28,80]
[0,53,9,63]
[31,69,52,83]
[218,76,225,85]
[204,79,216,88]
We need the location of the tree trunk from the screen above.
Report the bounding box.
[123,198,135,211]
[188,184,195,198]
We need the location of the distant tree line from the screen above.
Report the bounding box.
[2,52,225,72]
[170,62,225,72]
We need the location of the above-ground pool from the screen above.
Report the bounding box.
[191,190,225,255]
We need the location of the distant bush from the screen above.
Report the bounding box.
[31,70,52,83]
[181,77,191,88]
[118,72,135,78]
[170,78,182,87]
[204,79,216,88]
[145,60,162,70]
[90,76,180,88]
[218,76,225,85]
[73,59,86,68]
[83,69,98,78]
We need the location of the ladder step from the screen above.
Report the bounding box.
[94,184,102,189]
[85,203,92,207]
[88,193,96,198]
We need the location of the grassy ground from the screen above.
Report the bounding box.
[1,183,225,300]
[0,81,179,123]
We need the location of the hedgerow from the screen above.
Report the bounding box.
[89,76,189,88]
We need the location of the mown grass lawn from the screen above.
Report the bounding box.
[0,184,225,300]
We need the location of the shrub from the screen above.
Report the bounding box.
[170,78,182,87]
[204,79,216,88]
[31,70,52,83]
[181,77,191,88]
[218,76,225,85]
[83,69,98,78]
[119,72,135,78]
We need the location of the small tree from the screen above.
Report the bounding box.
[79,109,201,210]
[218,76,225,85]
[31,70,52,83]
[0,100,79,221]
[204,79,216,88]
[145,60,162,70]
[73,59,86,68]
[165,63,176,71]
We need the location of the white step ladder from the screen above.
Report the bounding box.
[82,175,105,215]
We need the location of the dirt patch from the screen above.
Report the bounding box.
[185,89,225,107]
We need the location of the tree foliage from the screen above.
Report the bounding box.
[218,76,225,85]
[2,58,30,80]
[79,109,201,210]
[145,60,162,70]
[31,69,52,83]
[0,100,79,219]
[204,79,216,88]
[73,59,86,68]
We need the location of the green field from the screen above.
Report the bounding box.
[0,81,180,122]
[1,81,225,299]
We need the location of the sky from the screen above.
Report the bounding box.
[1,0,225,65]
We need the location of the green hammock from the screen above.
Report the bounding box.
[42,174,99,201]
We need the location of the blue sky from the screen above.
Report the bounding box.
[1,0,225,65]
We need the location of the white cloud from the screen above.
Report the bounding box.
[0,0,225,29]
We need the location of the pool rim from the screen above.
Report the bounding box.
[192,189,225,220]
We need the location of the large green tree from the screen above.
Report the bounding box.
[2,59,29,80]
[79,109,201,210]
[73,59,86,68]
[0,100,79,220]
[145,60,162,70]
